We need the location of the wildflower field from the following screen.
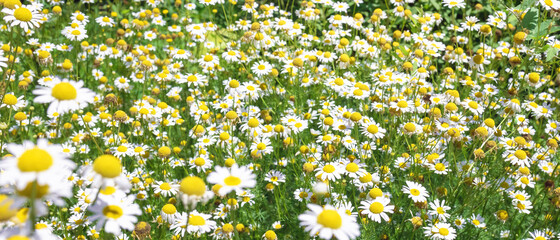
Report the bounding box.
[1,0,560,239]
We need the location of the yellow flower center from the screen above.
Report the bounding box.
[404,123,416,132]
[162,204,176,214]
[369,188,383,198]
[100,186,116,195]
[35,223,48,229]
[51,82,77,100]
[397,100,408,108]
[248,118,260,128]
[117,146,128,152]
[514,150,526,160]
[367,125,378,134]
[224,176,241,186]
[439,228,449,236]
[345,163,358,172]
[17,182,49,198]
[0,194,17,221]
[7,236,31,240]
[102,205,123,219]
[18,147,53,172]
[369,202,384,214]
[323,164,335,173]
[316,210,342,229]
[410,188,420,196]
[14,7,32,22]
[160,183,171,190]
[180,176,206,196]
[194,157,205,166]
[187,75,197,82]
[334,78,344,86]
[93,155,122,178]
[264,230,277,240]
[189,215,205,226]
[2,94,18,105]
[222,223,234,233]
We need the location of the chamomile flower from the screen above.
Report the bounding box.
[423,222,457,240]
[1,139,75,189]
[171,210,217,236]
[264,170,286,185]
[316,162,343,181]
[251,60,273,77]
[33,79,95,115]
[428,199,451,221]
[359,197,394,223]
[2,5,42,32]
[1,92,27,110]
[89,194,142,235]
[160,204,179,223]
[207,164,257,196]
[298,204,360,240]
[153,180,180,197]
[360,121,386,139]
[402,181,429,203]
[95,16,115,27]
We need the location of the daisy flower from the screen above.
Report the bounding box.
[428,199,451,221]
[462,99,485,115]
[264,170,286,185]
[298,204,360,240]
[251,60,273,77]
[316,162,343,181]
[443,0,466,9]
[360,121,386,139]
[153,180,180,197]
[10,175,73,217]
[171,210,217,236]
[95,16,115,27]
[469,214,486,228]
[33,79,95,115]
[1,139,75,189]
[82,155,131,191]
[160,204,179,223]
[178,176,214,209]
[207,164,257,196]
[89,193,142,235]
[1,92,27,110]
[423,222,457,240]
[62,23,88,41]
[189,155,213,172]
[2,5,42,32]
[539,0,560,10]
[402,181,430,203]
[359,197,394,223]
[503,149,531,167]
[186,210,217,234]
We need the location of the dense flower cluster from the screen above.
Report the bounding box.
[0,0,560,239]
